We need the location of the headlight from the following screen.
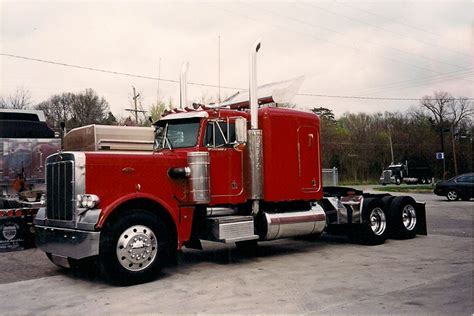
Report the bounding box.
[76,194,100,209]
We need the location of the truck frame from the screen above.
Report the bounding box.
[35,40,427,285]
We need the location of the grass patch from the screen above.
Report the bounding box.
[373,185,433,193]
[339,180,379,186]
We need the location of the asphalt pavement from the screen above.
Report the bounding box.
[0,188,472,314]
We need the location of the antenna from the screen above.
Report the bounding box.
[157,57,161,106]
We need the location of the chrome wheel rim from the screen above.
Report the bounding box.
[116,225,158,272]
[370,207,386,236]
[447,191,457,200]
[402,204,417,231]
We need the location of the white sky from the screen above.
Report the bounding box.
[1,0,473,118]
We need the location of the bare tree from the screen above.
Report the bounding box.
[36,93,74,129]
[419,91,474,176]
[69,89,109,128]
[448,97,474,174]
[35,89,110,129]
[0,87,32,109]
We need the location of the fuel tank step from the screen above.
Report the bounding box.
[205,216,258,243]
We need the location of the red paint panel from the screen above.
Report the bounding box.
[208,147,247,205]
[260,108,322,202]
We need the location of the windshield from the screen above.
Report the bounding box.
[154,118,201,150]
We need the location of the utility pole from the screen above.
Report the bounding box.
[125,86,146,124]
[388,126,394,164]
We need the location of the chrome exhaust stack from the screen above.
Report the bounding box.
[249,39,261,130]
[180,62,189,110]
[248,39,263,215]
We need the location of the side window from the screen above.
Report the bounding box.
[204,121,236,148]
[457,176,474,183]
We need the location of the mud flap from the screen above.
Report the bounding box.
[415,202,427,235]
[0,216,34,252]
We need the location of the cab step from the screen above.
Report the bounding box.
[205,215,258,243]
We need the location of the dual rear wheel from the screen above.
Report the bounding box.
[349,196,418,245]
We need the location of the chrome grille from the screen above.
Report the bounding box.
[46,160,75,221]
[383,170,392,181]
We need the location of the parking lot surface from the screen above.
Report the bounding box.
[0,189,472,314]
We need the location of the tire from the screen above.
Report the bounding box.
[427,178,432,184]
[389,196,417,239]
[381,195,395,209]
[46,252,68,269]
[349,198,388,245]
[98,210,171,285]
[421,178,426,184]
[395,178,401,185]
[446,189,459,201]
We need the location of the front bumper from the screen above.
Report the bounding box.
[35,225,100,260]
[433,188,445,196]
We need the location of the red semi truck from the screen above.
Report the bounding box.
[35,41,426,285]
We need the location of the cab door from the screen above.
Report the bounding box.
[204,119,245,205]
[297,125,321,193]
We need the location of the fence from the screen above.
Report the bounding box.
[322,167,338,186]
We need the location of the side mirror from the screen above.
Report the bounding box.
[235,118,247,143]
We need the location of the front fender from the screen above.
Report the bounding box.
[96,192,178,229]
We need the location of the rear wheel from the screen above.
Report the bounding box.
[98,210,171,285]
[395,177,401,185]
[389,196,417,239]
[446,189,459,201]
[349,198,388,245]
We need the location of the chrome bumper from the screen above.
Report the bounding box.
[35,225,100,260]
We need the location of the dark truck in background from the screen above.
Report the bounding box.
[380,160,433,185]
[0,109,60,251]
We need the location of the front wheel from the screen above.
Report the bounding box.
[395,178,401,185]
[98,210,171,285]
[446,189,459,201]
[349,198,388,245]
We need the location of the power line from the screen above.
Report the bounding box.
[334,0,474,59]
[0,53,243,91]
[2,52,473,101]
[297,93,474,101]
[212,3,473,84]
[350,68,474,96]
[301,2,470,70]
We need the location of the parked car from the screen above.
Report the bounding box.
[434,173,474,201]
